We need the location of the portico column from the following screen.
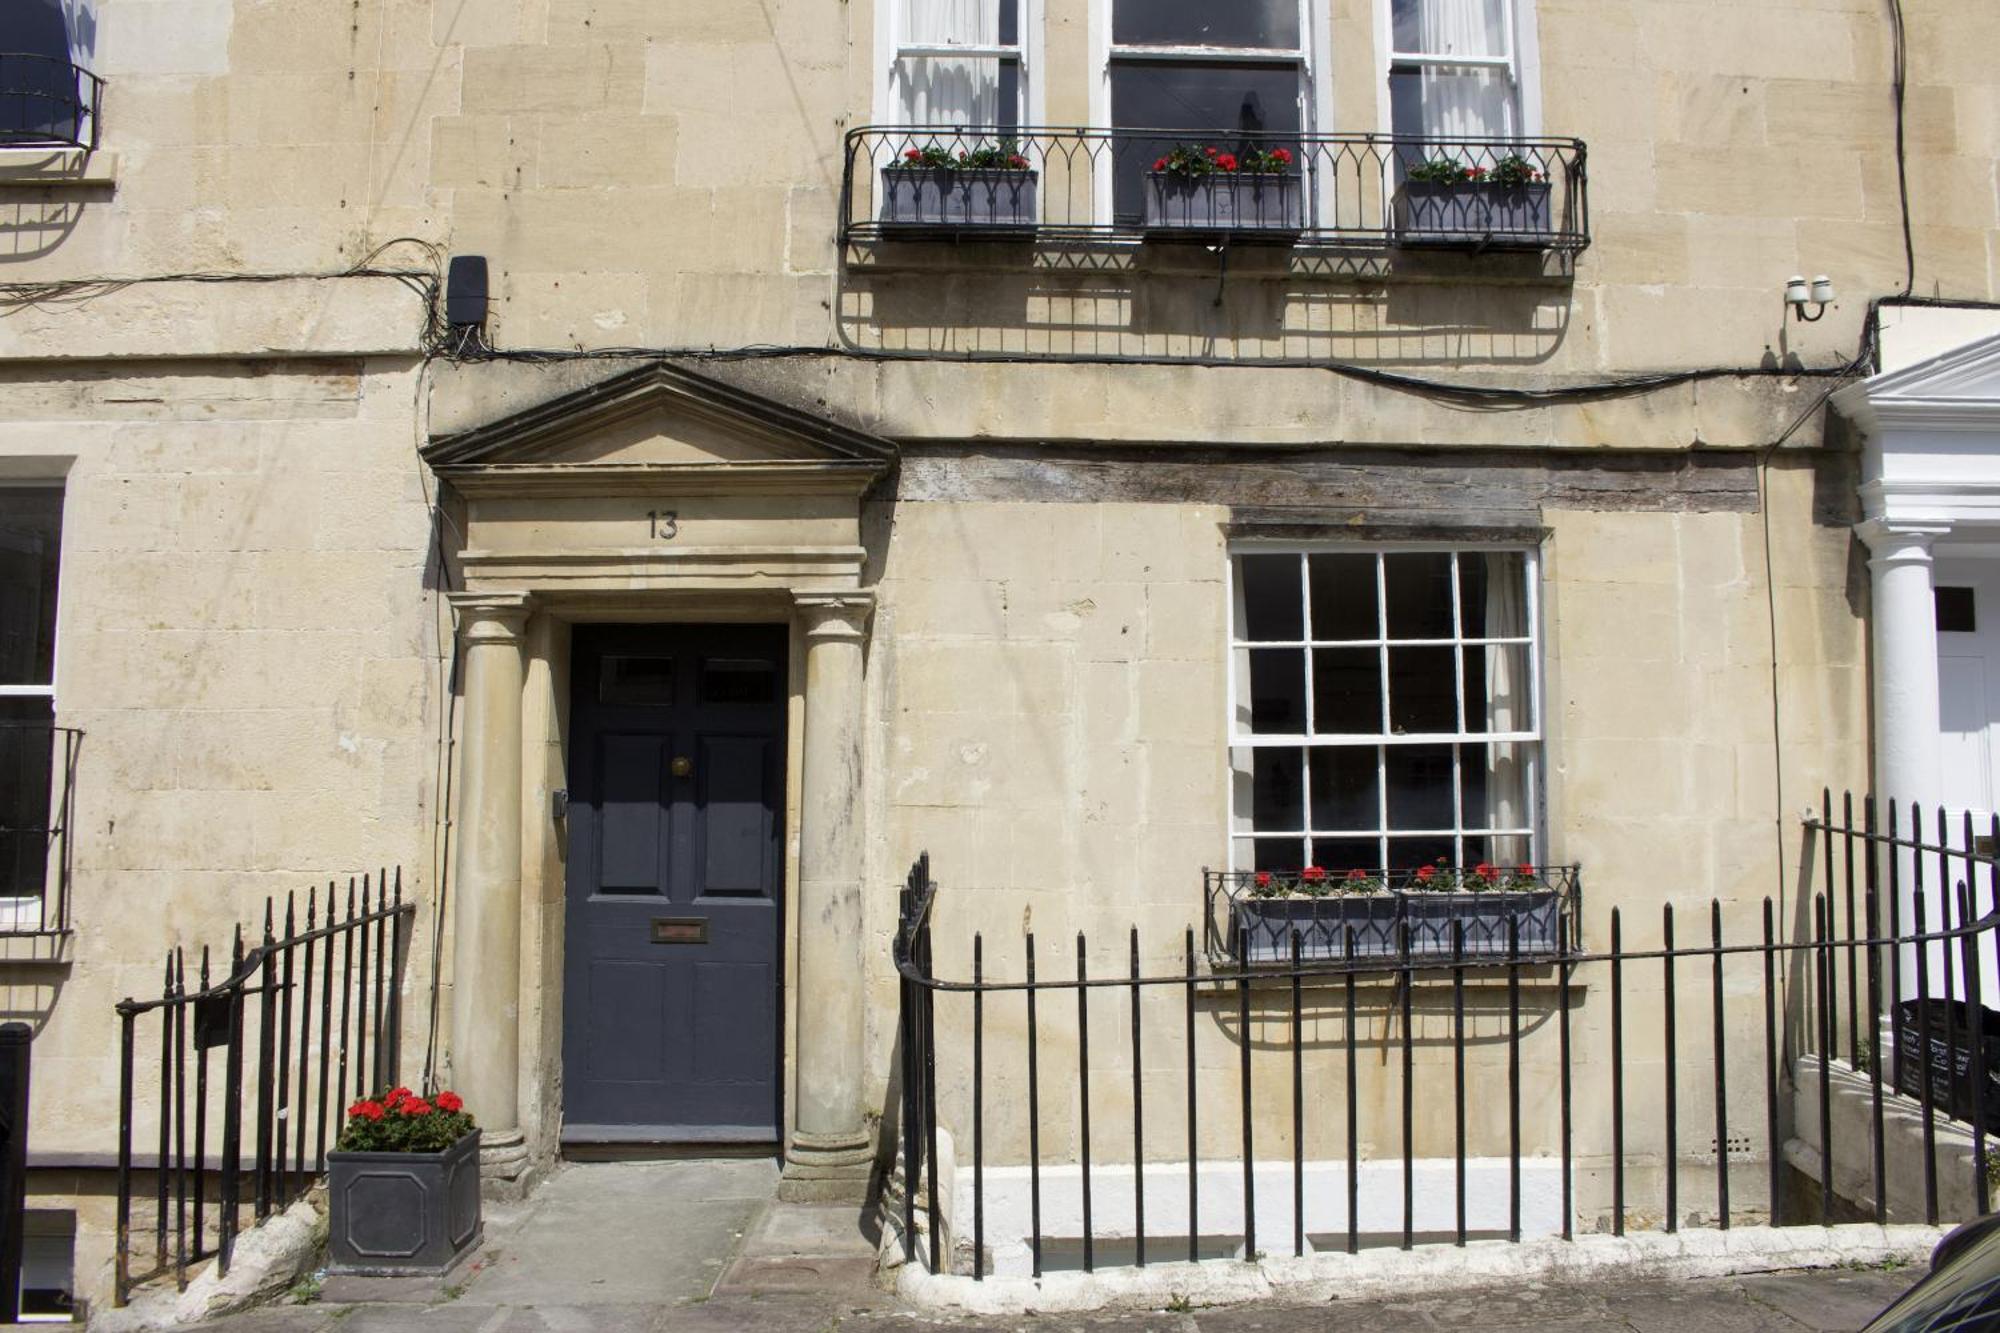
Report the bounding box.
[780,592,875,1201]
[446,591,533,1183]
[1859,520,1948,996]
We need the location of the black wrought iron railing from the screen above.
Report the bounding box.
[111,872,413,1305]
[0,721,81,938]
[841,126,1588,251]
[892,791,2000,1280]
[0,54,103,151]
[1204,864,1581,965]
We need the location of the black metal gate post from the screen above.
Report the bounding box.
[0,1022,33,1324]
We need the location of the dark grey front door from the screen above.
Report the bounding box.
[562,624,786,1143]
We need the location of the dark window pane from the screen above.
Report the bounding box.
[600,655,676,706]
[1110,61,1303,225]
[1309,746,1377,831]
[1938,586,1977,634]
[1387,837,1454,877]
[1114,0,1300,49]
[1251,748,1304,831]
[1311,648,1381,733]
[1391,0,1506,57]
[0,489,61,686]
[1385,743,1454,830]
[1309,553,1377,640]
[1462,644,1530,732]
[701,657,777,704]
[1236,553,1302,640]
[1311,838,1378,876]
[998,0,1019,44]
[1383,553,1454,639]
[0,3,82,144]
[0,696,53,899]
[1246,649,1306,733]
[1460,551,1528,637]
[1389,646,1457,733]
[1253,837,1305,873]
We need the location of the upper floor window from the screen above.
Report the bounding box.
[1386,0,1528,142]
[888,0,1029,129]
[1227,546,1541,875]
[0,486,62,906]
[0,0,98,148]
[1106,0,1314,225]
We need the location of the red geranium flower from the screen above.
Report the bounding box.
[1301,865,1326,882]
[1204,146,1218,157]
[904,148,923,161]
[347,1099,385,1122]
[1415,865,1437,882]
[1474,862,1496,881]
[1254,871,1273,888]
[403,1098,433,1116]
[383,1086,412,1109]
[1346,868,1368,881]
[1517,864,1534,875]
[1272,147,1293,164]
[1007,154,1028,168]
[1152,156,1168,170]
[1215,153,1238,171]
[436,1091,464,1114]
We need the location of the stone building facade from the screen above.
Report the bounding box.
[2,0,1996,1310]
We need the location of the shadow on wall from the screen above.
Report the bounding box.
[0,965,66,1037]
[838,244,1575,366]
[0,187,103,262]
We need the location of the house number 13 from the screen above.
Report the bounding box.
[647,510,679,540]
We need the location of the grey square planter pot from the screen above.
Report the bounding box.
[879,166,1038,233]
[327,1128,483,1276]
[1143,172,1303,240]
[1394,181,1553,247]
[1235,895,1400,963]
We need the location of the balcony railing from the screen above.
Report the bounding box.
[0,721,82,937]
[0,53,103,152]
[841,126,1588,253]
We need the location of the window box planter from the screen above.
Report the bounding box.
[879,166,1038,234]
[1234,894,1400,964]
[1403,889,1560,959]
[1142,171,1302,241]
[1393,181,1552,248]
[327,1128,483,1276]
[1893,999,2000,1132]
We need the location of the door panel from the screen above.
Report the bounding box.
[562,624,787,1142]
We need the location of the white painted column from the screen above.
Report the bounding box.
[780,592,876,1201]
[446,591,533,1183]
[1859,521,1948,997]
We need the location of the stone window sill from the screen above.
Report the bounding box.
[0,147,117,189]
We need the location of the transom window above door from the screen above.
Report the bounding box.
[1227,546,1541,876]
[887,0,1030,128]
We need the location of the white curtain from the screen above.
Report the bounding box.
[1480,554,1530,864]
[1392,0,1516,141]
[896,0,1002,125]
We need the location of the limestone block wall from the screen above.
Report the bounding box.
[861,459,1867,1218]
[0,357,443,1302]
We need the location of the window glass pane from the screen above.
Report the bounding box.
[1235,553,1302,640]
[903,0,1003,46]
[599,655,676,706]
[893,55,1014,127]
[1389,66,1517,143]
[1385,743,1454,829]
[1309,746,1378,831]
[1465,740,1531,832]
[1311,648,1381,734]
[0,490,61,686]
[701,658,777,705]
[1244,648,1306,733]
[1110,61,1303,225]
[1114,0,1300,49]
[1462,644,1530,733]
[1250,747,1304,831]
[1387,836,1454,876]
[1460,551,1528,637]
[1311,837,1378,876]
[1253,837,1305,873]
[1308,553,1377,640]
[0,695,53,899]
[1391,0,1507,58]
[1382,552,1454,639]
[1388,646,1457,733]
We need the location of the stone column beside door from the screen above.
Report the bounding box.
[780,592,876,1201]
[447,591,533,1185]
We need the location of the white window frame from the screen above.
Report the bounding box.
[0,480,64,926]
[875,0,1045,129]
[1222,541,1544,874]
[1372,0,1543,139]
[1088,0,1335,228]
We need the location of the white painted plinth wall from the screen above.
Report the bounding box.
[959,1158,1566,1276]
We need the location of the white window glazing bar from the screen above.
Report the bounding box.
[1374,554,1391,869]
[897,42,1023,57]
[1387,51,1514,69]
[1297,553,1315,874]
[1108,44,1307,62]
[0,685,54,696]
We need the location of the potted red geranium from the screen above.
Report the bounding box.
[1394,153,1553,247]
[880,140,1038,233]
[1142,142,1302,240]
[326,1086,482,1276]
